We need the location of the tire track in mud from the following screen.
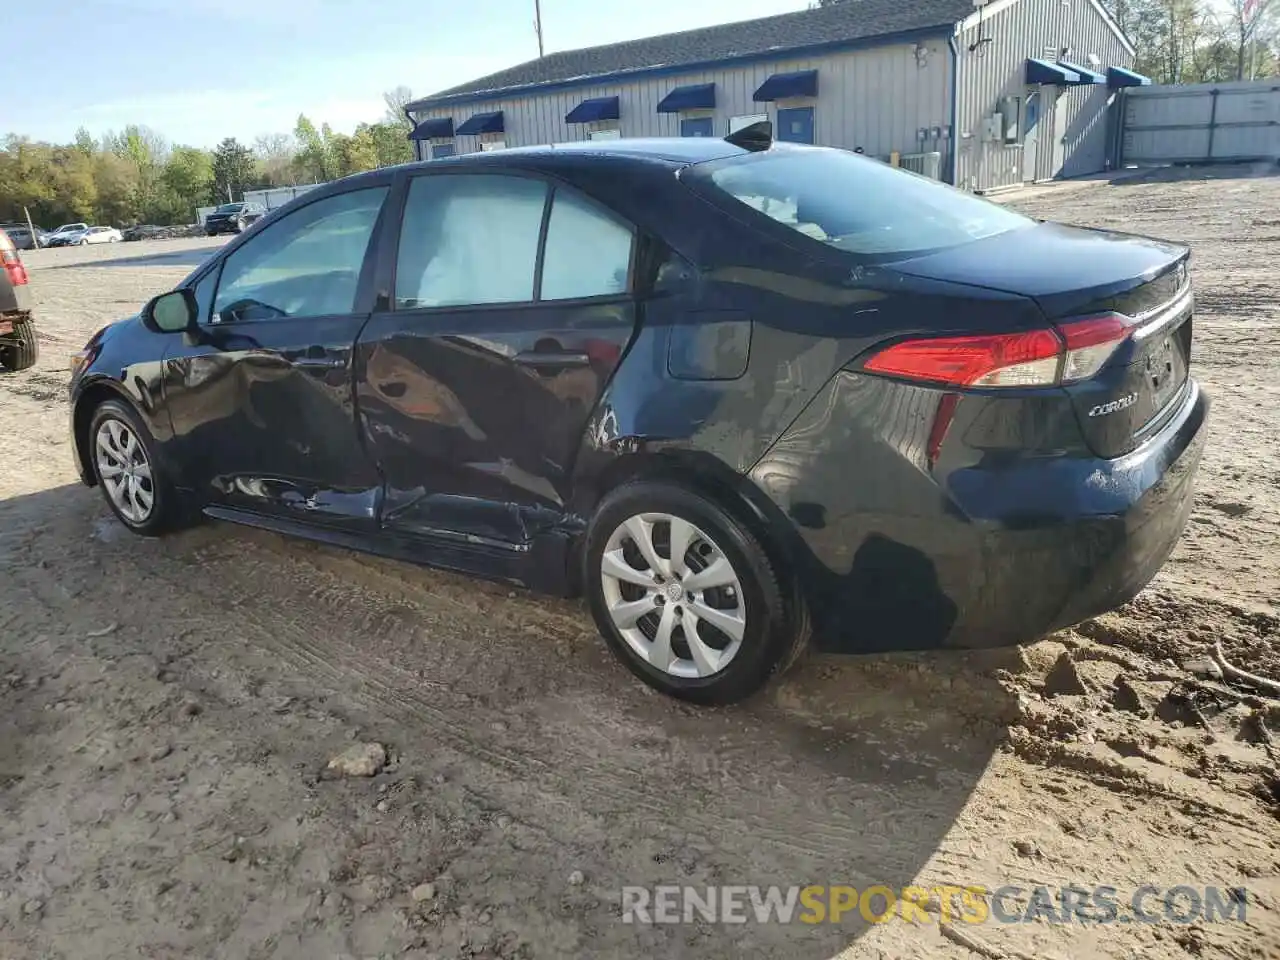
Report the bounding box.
[15,508,978,877]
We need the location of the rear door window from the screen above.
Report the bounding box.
[540,190,633,300]
[395,174,547,308]
[694,147,1031,259]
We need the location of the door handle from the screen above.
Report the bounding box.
[291,357,345,371]
[513,350,590,370]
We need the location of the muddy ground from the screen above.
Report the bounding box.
[1,166,1278,960]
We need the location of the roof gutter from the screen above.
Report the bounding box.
[947,32,960,186]
[408,25,957,110]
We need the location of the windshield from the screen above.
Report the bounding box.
[215,203,245,213]
[697,147,1031,258]
[56,224,86,233]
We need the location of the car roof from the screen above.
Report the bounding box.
[387,137,751,179]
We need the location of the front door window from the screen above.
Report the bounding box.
[211,187,387,324]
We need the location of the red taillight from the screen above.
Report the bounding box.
[0,235,28,286]
[864,315,1132,389]
[864,329,1062,387]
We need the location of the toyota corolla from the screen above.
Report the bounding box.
[67,126,1207,704]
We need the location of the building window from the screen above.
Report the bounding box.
[776,106,815,144]
[680,117,714,137]
[480,140,507,152]
[729,114,768,134]
[588,127,621,141]
[430,141,456,159]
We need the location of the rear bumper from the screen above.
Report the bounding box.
[749,376,1208,654]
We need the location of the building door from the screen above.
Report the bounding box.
[1023,89,1040,183]
[776,106,815,144]
[680,116,714,137]
[1036,90,1060,181]
[1053,90,1070,176]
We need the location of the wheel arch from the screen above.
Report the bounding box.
[72,380,142,487]
[568,449,803,601]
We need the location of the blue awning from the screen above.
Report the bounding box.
[753,70,818,101]
[565,96,620,124]
[1026,58,1080,85]
[1058,61,1106,85]
[1108,65,1152,88]
[455,111,504,135]
[657,83,716,113]
[408,117,454,140]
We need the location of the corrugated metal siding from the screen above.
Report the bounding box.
[1121,81,1280,164]
[409,43,953,163]
[955,0,1132,191]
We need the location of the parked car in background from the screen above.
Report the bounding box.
[66,130,1207,704]
[0,223,48,251]
[43,223,90,247]
[47,225,122,247]
[0,228,38,371]
[204,202,266,236]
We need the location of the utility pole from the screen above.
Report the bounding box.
[534,0,545,57]
[23,207,37,248]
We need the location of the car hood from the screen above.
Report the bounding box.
[889,221,1187,319]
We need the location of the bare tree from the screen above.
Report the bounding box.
[1214,0,1278,77]
[383,86,416,129]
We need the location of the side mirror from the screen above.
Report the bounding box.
[142,288,197,334]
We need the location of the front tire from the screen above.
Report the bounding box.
[89,399,188,536]
[0,315,38,371]
[584,481,804,705]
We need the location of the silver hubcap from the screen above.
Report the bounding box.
[600,512,747,679]
[95,419,154,524]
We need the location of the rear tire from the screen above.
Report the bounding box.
[0,316,38,371]
[88,399,191,536]
[584,481,805,705]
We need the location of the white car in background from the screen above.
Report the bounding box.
[43,223,90,247]
[46,224,122,247]
[67,226,123,246]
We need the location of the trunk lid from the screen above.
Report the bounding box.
[891,222,1192,458]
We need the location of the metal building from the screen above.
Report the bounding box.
[405,0,1149,192]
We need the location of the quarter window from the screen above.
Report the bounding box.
[395,175,547,308]
[211,186,387,323]
[540,190,633,300]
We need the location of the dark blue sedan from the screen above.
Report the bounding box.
[67,125,1207,703]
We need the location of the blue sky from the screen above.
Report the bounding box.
[10,0,804,147]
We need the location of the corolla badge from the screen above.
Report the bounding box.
[1089,393,1139,417]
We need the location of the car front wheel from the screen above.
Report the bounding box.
[584,481,807,705]
[89,399,189,536]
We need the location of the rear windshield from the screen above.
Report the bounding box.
[696,147,1031,258]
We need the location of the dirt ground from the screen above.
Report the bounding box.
[1,166,1278,960]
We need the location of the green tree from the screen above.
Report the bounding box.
[293,114,333,182]
[360,122,414,168]
[161,146,214,222]
[210,137,255,204]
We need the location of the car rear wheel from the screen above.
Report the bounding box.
[89,399,188,536]
[0,315,38,371]
[584,481,805,704]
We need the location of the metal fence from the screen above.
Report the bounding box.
[1120,80,1280,166]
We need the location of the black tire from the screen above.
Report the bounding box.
[583,481,805,705]
[88,399,191,536]
[0,316,38,371]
